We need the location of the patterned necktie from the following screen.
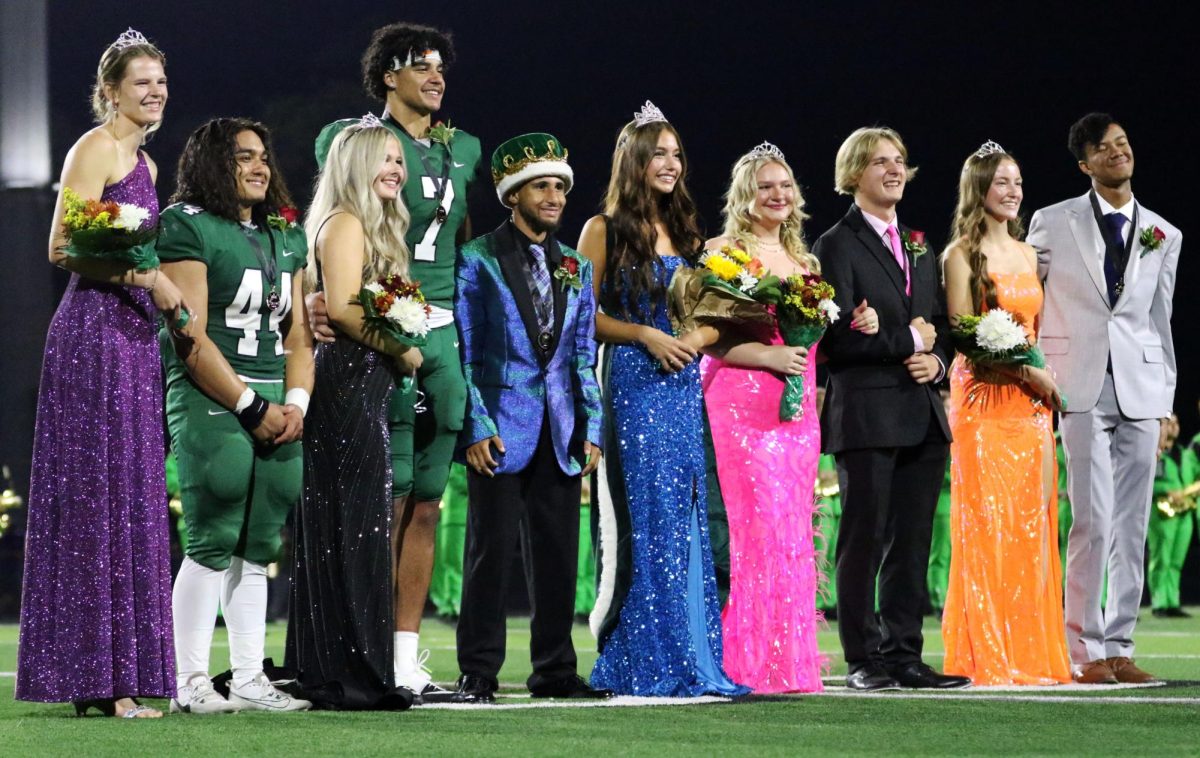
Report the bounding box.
[1103,212,1128,305]
[528,243,554,333]
[884,224,911,295]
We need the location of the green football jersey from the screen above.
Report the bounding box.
[315,117,482,308]
[156,203,308,381]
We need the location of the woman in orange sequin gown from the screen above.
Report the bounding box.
[941,145,1072,686]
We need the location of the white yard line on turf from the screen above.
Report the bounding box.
[420,695,730,710]
[808,690,1199,705]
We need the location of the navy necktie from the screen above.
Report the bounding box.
[1102,212,1127,306]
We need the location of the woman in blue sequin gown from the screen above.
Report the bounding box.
[577,108,746,697]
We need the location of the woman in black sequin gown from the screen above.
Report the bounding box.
[285,119,422,710]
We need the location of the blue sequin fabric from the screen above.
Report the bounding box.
[590,255,746,696]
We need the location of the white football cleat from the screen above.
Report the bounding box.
[170,673,240,714]
[227,672,312,712]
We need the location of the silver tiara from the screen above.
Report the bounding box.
[974,140,1005,159]
[745,141,786,162]
[111,28,150,51]
[358,113,384,129]
[633,100,667,128]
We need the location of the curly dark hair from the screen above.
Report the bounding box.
[1068,112,1118,162]
[361,22,456,102]
[171,117,294,224]
[601,120,704,322]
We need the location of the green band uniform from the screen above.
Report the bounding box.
[926,458,952,611]
[157,204,307,570]
[815,453,841,612]
[1148,440,1196,612]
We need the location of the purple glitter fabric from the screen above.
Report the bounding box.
[16,152,176,702]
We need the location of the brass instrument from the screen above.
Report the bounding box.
[815,475,840,499]
[0,465,25,539]
[1157,480,1200,518]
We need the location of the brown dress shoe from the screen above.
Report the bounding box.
[1073,659,1118,684]
[1106,657,1158,684]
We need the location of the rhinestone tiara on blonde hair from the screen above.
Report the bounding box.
[744,141,786,162]
[633,100,668,128]
[357,113,384,129]
[110,28,151,51]
[973,140,1005,159]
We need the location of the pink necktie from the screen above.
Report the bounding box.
[885,224,910,295]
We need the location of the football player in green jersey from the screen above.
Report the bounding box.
[309,22,481,700]
[159,118,313,714]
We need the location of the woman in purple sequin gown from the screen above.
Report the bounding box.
[17,31,187,718]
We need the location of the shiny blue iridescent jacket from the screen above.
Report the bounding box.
[453,221,602,475]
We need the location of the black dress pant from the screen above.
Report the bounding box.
[834,423,948,674]
[456,423,581,690]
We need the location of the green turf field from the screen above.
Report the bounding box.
[1,613,1197,756]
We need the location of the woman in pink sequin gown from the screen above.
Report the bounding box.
[693,145,877,693]
[17,31,188,718]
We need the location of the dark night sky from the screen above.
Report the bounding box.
[38,0,1198,427]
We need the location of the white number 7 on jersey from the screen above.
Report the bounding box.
[414,176,455,262]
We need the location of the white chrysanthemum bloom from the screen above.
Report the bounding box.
[113,203,150,231]
[974,309,1026,352]
[387,296,429,337]
[818,298,841,323]
[738,274,759,293]
[364,282,384,295]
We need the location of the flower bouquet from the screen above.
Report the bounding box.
[356,274,432,348]
[60,187,158,269]
[668,245,780,335]
[950,309,1045,370]
[951,308,1065,408]
[667,245,839,420]
[775,274,840,421]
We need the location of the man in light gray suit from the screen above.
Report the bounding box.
[1028,113,1181,684]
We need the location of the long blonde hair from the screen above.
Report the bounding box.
[947,150,1025,313]
[305,124,411,291]
[721,154,819,273]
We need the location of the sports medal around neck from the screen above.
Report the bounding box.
[242,222,281,311]
[263,207,299,310]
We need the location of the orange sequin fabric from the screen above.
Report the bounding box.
[942,270,1072,685]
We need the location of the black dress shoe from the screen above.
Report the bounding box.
[845,665,901,692]
[452,674,496,704]
[889,662,971,689]
[529,674,615,699]
[1152,608,1170,618]
[1165,607,1192,618]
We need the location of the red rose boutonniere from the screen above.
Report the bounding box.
[268,206,300,232]
[902,229,928,257]
[554,253,583,291]
[1138,225,1166,258]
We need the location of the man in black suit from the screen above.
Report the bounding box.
[812,127,969,692]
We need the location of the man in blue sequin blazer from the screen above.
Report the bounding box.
[451,133,608,703]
